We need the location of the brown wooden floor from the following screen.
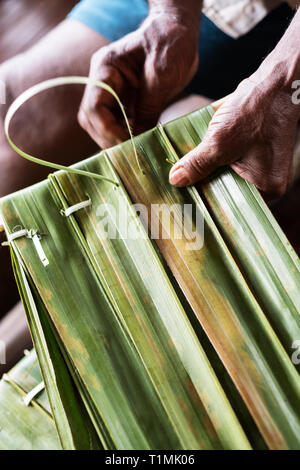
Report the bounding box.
[0,0,78,62]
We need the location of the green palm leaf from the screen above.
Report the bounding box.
[0,100,299,450]
[165,107,300,362]
[106,108,300,449]
[0,350,61,450]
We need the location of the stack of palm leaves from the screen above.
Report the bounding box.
[0,349,61,450]
[0,79,300,450]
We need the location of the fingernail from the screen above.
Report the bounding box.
[169,165,189,187]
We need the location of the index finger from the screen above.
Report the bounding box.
[80,65,129,148]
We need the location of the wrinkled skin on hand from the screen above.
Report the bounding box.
[169,65,300,199]
[78,11,199,149]
[79,5,300,200]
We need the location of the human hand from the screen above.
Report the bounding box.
[78,7,200,148]
[169,72,300,199]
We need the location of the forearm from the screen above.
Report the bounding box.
[254,8,300,97]
[168,7,300,196]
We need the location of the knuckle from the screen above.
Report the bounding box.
[189,142,220,173]
[77,108,88,130]
[85,95,98,114]
[91,46,117,68]
[184,150,208,177]
[81,88,101,115]
[91,47,108,66]
[191,153,206,173]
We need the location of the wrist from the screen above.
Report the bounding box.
[258,49,300,92]
[148,1,202,31]
[252,9,300,95]
[246,57,300,122]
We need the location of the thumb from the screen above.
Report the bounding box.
[169,139,222,187]
[169,95,231,187]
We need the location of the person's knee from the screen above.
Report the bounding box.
[0,55,36,195]
[0,66,9,124]
[0,57,21,124]
[0,73,5,110]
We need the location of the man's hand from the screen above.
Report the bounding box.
[169,76,299,198]
[170,10,300,199]
[78,3,201,149]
